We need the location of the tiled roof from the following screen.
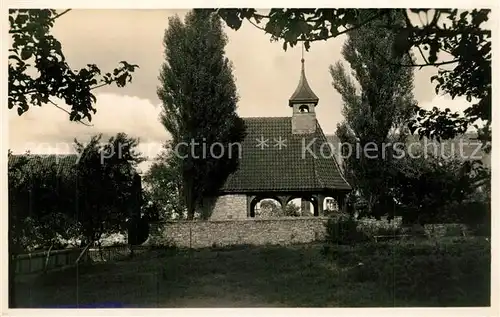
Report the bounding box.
[8,154,79,175]
[220,117,351,193]
[8,154,146,176]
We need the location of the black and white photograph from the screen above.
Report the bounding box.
[4,5,496,313]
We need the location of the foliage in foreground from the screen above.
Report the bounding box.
[391,152,491,225]
[8,133,144,252]
[74,133,145,246]
[8,9,138,123]
[341,148,491,226]
[215,9,491,147]
[324,216,370,245]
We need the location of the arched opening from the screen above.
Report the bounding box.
[323,196,338,217]
[283,199,301,217]
[286,197,316,217]
[299,105,310,113]
[250,197,282,218]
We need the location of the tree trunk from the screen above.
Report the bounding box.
[187,207,194,220]
[184,177,195,220]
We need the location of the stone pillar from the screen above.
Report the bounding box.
[301,198,310,215]
[336,193,348,213]
[314,194,325,216]
[277,195,290,210]
[247,195,256,217]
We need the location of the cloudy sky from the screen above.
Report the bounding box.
[8,9,477,172]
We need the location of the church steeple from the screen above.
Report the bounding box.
[290,50,318,135]
[288,56,319,107]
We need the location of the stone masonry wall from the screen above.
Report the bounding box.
[291,113,317,134]
[146,217,329,249]
[209,194,247,220]
[145,216,471,249]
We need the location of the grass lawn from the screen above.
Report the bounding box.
[14,237,490,308]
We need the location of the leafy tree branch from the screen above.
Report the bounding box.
[8,9,139,123]
[215,8,491,146]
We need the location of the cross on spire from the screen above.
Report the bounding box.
[301,42,304,63]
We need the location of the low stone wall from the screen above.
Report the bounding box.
[355,218,470,237]
[145,218,472,249]
[146,217,329,248]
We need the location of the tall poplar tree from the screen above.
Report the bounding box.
[330,10,416,219]
[157,10,245,219]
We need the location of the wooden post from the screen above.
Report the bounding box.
[75,242,92,265]
[44,244,54,272]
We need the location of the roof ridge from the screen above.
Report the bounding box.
[10,153,78,157]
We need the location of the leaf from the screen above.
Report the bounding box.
[116,73,128,87]
[408,124,416,134]
[222,10,243,30]
[9,54,23,64]
[20,48,32,60]
[428,49,438,64]
[319,27,329,39]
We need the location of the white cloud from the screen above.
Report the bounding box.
[8,92,169,156]
[419,94,474,114]
[418,94,487,133]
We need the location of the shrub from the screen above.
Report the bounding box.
[324,216,369,245]
[462,198,491,237]
[400,223,427,238]
[283,204,301,217]
[469,223,490,237]
[443,224,466,237]
[356,217,403,237]
[127,217,150,246]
